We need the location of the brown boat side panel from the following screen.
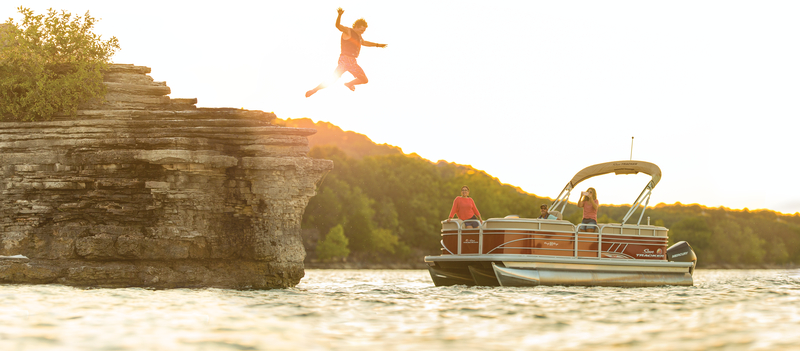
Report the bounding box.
[484,233,528,254]
[528,232,574,256]
[576,234,667,260]
[482,231,574,255]
[441,230,668,259]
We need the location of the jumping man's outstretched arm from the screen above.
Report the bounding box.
[362,40,388,48]
[336,8,349,35]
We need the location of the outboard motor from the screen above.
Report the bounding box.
[667,241,697,274]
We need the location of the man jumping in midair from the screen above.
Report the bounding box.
[305,8,387,97]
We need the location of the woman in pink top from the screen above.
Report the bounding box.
[578,187,599,231]
[446,185,483,228]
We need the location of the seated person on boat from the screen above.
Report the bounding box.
[537,204,557,219]
[447,185,482,228]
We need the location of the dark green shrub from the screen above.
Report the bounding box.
[316,224,350,262]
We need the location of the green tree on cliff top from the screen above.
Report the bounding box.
[0,7,119,121]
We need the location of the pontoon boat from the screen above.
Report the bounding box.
[424,160,697,287]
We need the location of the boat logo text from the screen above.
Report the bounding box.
[636,248,665,258]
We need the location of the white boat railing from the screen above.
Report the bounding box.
[440,239,454,255]
[444,219,483,255]
[441,220,666,259]
[576,223,601,257]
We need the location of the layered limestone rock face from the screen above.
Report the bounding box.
[0,64,333,288]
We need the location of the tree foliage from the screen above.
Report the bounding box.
[669,217,713,260]
[297,119,800,267]
[0,7,120,121]
[316,224,350,262]
[279,118,402,158]
[303,145,550,263]
[303,144,800,267]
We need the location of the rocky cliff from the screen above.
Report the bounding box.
[0,64,333,289]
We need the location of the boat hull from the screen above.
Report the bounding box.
[425,254,694,287]
[426,264,475,286]
[492,263,693,287]
[468,265,501,286]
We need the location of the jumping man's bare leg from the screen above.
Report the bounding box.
[305,86,322,97]
[344,77,368,92]
[306,68,346,97]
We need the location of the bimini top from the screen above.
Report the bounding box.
[569,160,662,189]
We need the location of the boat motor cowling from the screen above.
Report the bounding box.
[667,241,697,273]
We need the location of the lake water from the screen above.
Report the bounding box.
[1,269,799,350]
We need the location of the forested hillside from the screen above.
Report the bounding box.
[279,118,402,158]
[289,118,800,268]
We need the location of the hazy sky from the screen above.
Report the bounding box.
[7,1,800,214]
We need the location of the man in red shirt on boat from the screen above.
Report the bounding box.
[305,7,388,98]
[446,186,483,228]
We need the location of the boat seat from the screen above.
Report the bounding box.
[442,218,482,230]
[441,219,461,230]
[548,210,562,220]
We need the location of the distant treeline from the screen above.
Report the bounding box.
[288,118,800,267]
[604,204,800,267]
[279,118,402,158]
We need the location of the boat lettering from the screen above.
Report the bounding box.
[463,239,479,244]
[544,241,558,247]
[636,249,664,258]
[671,251,688,258]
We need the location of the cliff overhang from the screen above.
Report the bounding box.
[0,64,333,289]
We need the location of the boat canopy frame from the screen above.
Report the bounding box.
[549,160,662,226]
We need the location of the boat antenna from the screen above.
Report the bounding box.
[630,136,634,160]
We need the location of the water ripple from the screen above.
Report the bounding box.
[1,269,798,350]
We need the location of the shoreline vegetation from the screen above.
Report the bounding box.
[281,117,800,271]
[1,8,120,121]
